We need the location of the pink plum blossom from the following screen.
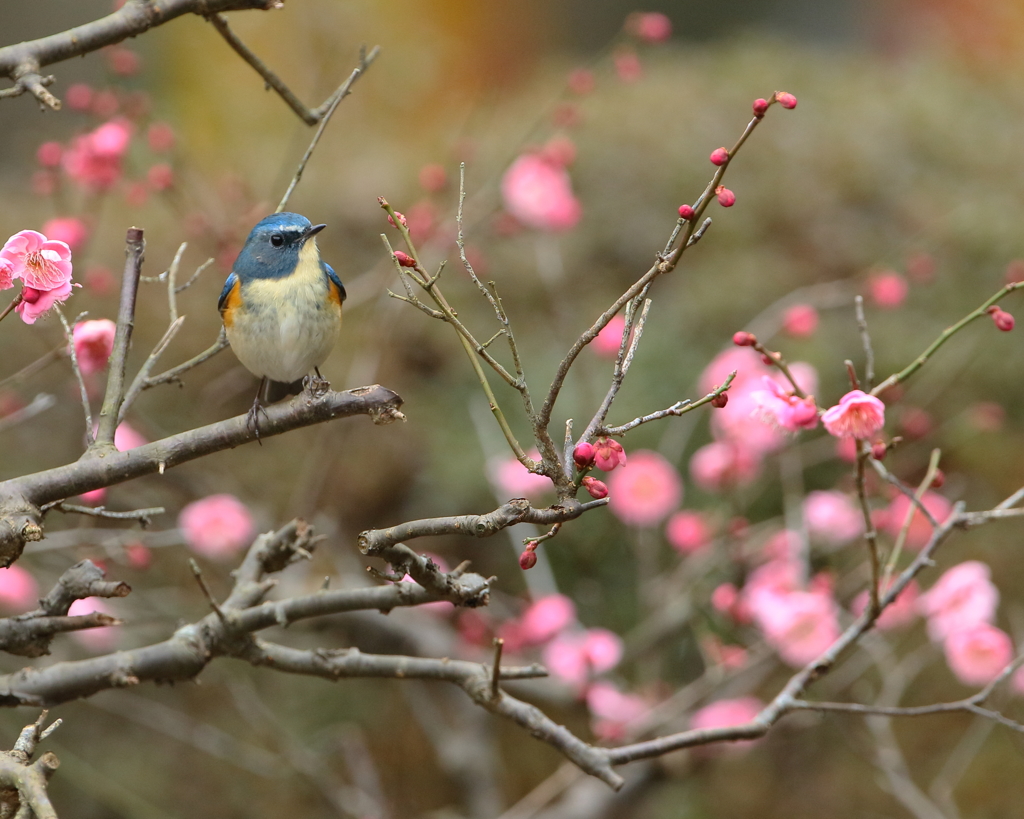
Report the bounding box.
[15,281,75,324]
[613,47,643,82]
[851,580,920,630]
[944,622,1013,686]
[0,565,39,611]
[489,451,551,499]
[749,376,819,432]
[586,682,650,740]
[501,153,581,232]
[607,450,682,527]
[114,422,147,451]
[592,315,627,358]
[918,561,999,642]
[72,319,116,375]
[68,597,118,651]
[702,635,749,670]
[179,494,256,560]
[689,441,761,491]
[593,437,627,472]
[63,118,133,190]
[782,304,819,337]
[79,488,107,505]
[147,122,176,153]
[821,390,886,439]
[755,588,841,667]
[689,697,763,751]
[0,230,73,290]
[882,491,953,550]
[542,628,623,688]
[803,490,862,545]
[626,12,672,42]
[665,510,711,554]
[869,270,909,308]
[518,594,576,645]
[42,217,88,251]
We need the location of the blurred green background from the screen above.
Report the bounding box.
[2,1,1024,817]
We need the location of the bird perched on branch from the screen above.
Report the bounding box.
[218,212,346,437]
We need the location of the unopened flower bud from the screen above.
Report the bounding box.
[393,250,416,267]
[760,353,775,366]
[710,392,728,408]
[732,331,757,347]
[871,441,888,461]
[20,287,41,305]
[678,204,695,220]
[581,475,609,499]
[709,147,729,166]
[775,91,797,109]
[931,469,945,488]
[387,211,407,228]
[991,308,1015,331]
[715,185,736,207]
[519,549,538,570]
[573,441,596,468]
[752,98,769,116]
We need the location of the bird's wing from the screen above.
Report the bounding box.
[217,272,239,314]
[324,262,347,302]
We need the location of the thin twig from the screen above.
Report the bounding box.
[855,295,875,390]
[55,308,93,446]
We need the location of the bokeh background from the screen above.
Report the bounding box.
[2,1,1024,817]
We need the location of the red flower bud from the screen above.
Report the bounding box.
[871,441,887,461]
[519,549,538,570]
[593,437,627,472]
[709,147,729,166]
[581,475,609,499]
[991,308,1015,331]
[715,185,736,207]
[752,98,769,116]
[760,354,775,366]
[931,469,945,488]
[393,250,416,267]
[775,91,797,109]
[710,392,728,408]
[732,331,757,347]
[573,441,596,468]
[387,211,407,228]
[678,204,695,220]
[20,287,41,304]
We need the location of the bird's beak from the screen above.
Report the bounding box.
[302,223,327,242]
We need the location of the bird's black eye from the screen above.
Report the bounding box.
[270,233,284,247]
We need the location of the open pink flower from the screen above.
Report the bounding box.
[518,594,576,645]
[501,153,581,232]
[587,682,650,740]
[851,580,920,630]
[752,586,841,667]
[882,491,953,550]
[63,118,133,190]
[689,697,763,752]
[782,304,819,337]
[803,490,862,545]
[607,450,682,527]
[73,319,116,375]
[944,622,1013,686]
[15,281,75,324]
[179,494,256,560]
[869,271,908,308]
[689,441,761,491]
[665,510,711,554]
[0,230,73,290]
[542,628,623,688]
[918,561,999,642]
[749,376,819,432]
[0,565,39,611]
[593,437,627,472]
[821,390,885,439]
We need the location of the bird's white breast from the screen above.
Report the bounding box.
[226,242,342,382]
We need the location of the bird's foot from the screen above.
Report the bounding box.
[302,372,330,399]
[246,395,269,444]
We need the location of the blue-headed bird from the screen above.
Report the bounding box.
[218,212,346,436]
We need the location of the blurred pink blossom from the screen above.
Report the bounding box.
[542,628,623,688]
[114,422,147,451]
[756,588,841,667]
[835,436,858,463]
[626,12,672,42]
[41,217,88,251]
[16,282,75,324]
[79,488,107,505]
[0,565,39,611]
[918,561,999,642]
[665,510,711,554]
[881,491,953,550]
[613,47,643,82]
[147,122,176,153]
[869,271,908,308]
[68,597,118,650]
[147,163,174,191]
[711,582,751,624]
[36,141,62,168]
[567,68,595,95]
[501,153,581,232]
[821,390,885,439]
[179,494,256,560]
[702,635,749,670]
[72,319,116,375]
[607,450,682,527]
[803,490,862,545]
[851,580,920,630]
[63,118,133,190]
[689,697,763,751]
[518,594,576,645]
[65,83,93,111]
[749,377,819,432]
[689,441,761,492]
[587,682,650,740]
[592,315,627,358]
[782,304,819,337]
[944,622,1013,686]
[489,451,552,499]
[0,230,73,290]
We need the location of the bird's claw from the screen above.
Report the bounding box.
[246,396,269,443]
[302,373,330,399]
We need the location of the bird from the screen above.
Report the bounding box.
[218,212,346,438]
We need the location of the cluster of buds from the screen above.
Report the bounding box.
[519,541,538,570]
[987,305,1015,331]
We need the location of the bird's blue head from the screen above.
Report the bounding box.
[232,212,327,281]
